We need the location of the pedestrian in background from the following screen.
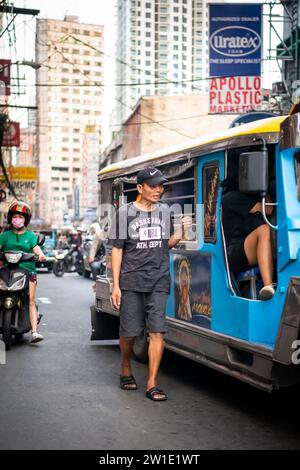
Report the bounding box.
[88,222,105,280]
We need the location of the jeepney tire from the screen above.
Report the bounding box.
[133,330,148,363]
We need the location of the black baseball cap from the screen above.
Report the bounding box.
[137,167,168,186]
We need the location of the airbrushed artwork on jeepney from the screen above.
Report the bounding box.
[203,162,220,244]
[174,253,211,329]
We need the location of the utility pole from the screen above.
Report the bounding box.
[0,3,40,208]
[0,4,40,38]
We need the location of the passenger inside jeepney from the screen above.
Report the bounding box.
[221,148,277,301]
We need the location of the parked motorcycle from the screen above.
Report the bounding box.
[0,251,41,350]
[52,244,83,277]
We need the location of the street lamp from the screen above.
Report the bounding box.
[16,60,41,70]
[0,60,41,97]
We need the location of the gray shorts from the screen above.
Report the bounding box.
[119,290,168,337]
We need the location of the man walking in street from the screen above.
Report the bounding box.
[110,167,191,401]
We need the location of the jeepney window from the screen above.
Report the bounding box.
[161,163,197,244]
[294,151,300,201]
[202,162,220,244]
[110,160,197,246]
[123,181,139,204]
[112,176,138,208]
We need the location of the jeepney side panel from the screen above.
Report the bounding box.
[166,151,251,339]
[212,144,286,346]
[167,147,291,349]
[198,152,252,341]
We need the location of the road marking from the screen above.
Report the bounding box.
[37,297,52,305]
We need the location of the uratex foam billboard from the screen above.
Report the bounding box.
[209,3,262,114]
[209,3,262,78]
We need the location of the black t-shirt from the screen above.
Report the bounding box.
[109,202,174,292]
[221,190,264,247]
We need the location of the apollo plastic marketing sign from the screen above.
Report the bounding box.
[209,3,262,77]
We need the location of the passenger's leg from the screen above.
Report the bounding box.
[244,224,273,287]
[91,261,101,280]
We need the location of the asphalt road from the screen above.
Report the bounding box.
[0,271,300,450]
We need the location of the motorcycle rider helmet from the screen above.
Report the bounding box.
[7,201,32,227]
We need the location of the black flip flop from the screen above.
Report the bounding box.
[146,387,167,401]
[120,375,138,390]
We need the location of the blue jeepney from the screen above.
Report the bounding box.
[91,107,300,392]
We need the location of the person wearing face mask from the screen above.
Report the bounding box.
[0,202,46,343]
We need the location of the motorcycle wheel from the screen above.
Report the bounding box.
[53,261,65,277]
[3,309,12,351]
[14,333,24,343]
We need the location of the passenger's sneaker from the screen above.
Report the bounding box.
[259,283,276,301]
[30,331,44,343]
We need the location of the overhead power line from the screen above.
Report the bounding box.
[30,27,195,140]
[10,76,207,88]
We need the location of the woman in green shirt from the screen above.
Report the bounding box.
[0,202,46,343]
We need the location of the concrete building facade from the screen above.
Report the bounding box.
[36,15,103,225]
[115,0,210,125]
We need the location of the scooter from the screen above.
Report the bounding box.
[53,244,83,277]
[0,251,41,350]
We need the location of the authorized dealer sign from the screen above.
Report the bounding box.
[208,3,262,114]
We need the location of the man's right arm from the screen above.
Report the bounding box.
[111,246,123,310]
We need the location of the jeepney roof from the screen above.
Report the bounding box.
[98,114,287,181]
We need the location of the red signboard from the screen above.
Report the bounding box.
[209,76,262,114]
[2,122,20,147]
[0,59,11,96]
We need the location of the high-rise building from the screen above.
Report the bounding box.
[36,16,103,225]
[115,0,210,125]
